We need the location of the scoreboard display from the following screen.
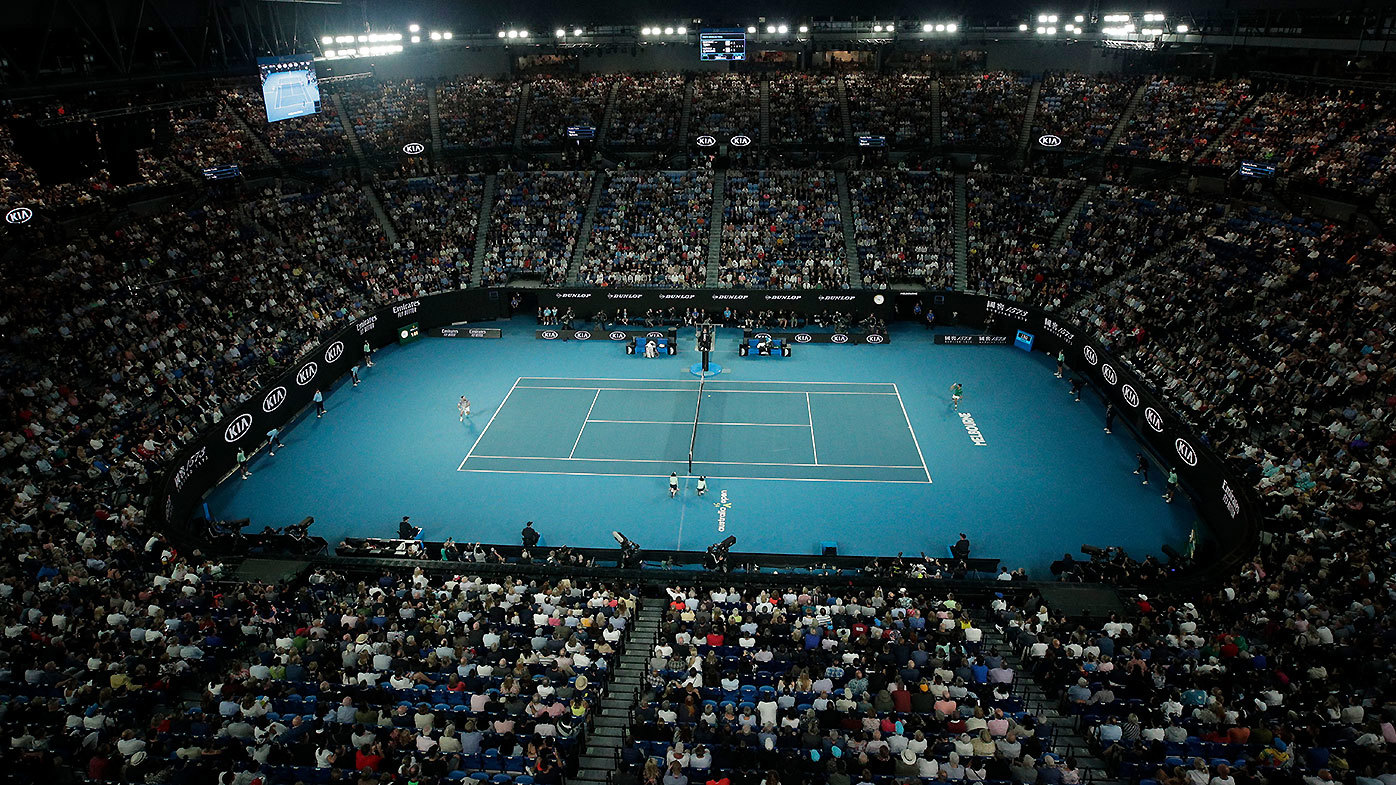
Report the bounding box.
[700,28,747,61]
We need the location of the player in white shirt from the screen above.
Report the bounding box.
[458,396,471,422]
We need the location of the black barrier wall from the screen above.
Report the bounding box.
[156,285,1256,580]
[157,289,503,534]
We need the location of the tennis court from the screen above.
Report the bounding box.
[459,377,931,483]
[262,70,316,119]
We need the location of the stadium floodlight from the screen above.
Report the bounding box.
[507,30,518,38]
[766,24,776,33]
[556,28,566,37]
[947,23,957,32]
[746,25,757,33]
[1020,23,1029,30]
[1037,14,1048,22]
[1176,23,1188,32]
[1036,26,1046,33]
[411,35,421,43]
[497,30,506,38]
[357,34,367,42]
[321,36,333,45]
[1143,12,1164,21]
[936,24,946,31]
[677,26,687,34]
[1048,14,1058,22]
[574,27,584,35]
[1047,25,1057,33]
[873,24,883,32]
[409,24,420,33]
[433,31,444,40]
[443,31,453,39]
[1075,14,1084,22]
[799,25,808,32]
[665,26,675,34]
[777,24,788,33]
[640,27,651,35]
[923,23,933,31]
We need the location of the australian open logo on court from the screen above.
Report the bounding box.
[1082,345,1099,366]
[1144,406,1165,432]
[223,413,253,443]
[1038,134,1063,147]
[1121,384,1140,408]
[402,142,426,155]
[324,340,344,364]
[959,412,988,446]
[714,490,732,532]
[794,334,813,343]
[1101,363,1119,386]
[295,361,318,386]
[866,334,885,344]
[831,334,849,343]
[574,330,592,340]
[730,135,752,147]
[262,386,288,413]
[696,135,717,147]
[541,330,560,340]
[1175,438,1198,467]
[608,331,627,341]
[5,206,34,224]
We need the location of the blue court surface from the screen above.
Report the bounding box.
[261,70,318,121]
[206,317,1198,575]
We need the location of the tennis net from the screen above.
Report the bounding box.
[688,376,706,473]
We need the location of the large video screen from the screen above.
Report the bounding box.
[700,29,746,61]
[257,54,322,122]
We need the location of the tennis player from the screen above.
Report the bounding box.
[696,476,708,497]
[1134,451,1149,485]
[669,472,679,498]
[949,382,964,410]
[458,396,471,422]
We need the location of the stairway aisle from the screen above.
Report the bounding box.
[361,184,399,246]
[836,171,863,288]
[567,172,609,285]
[1102,83,1148,154]
[1196,93,1264,163]
[930,79,943,148]
[469,174,497,289]
[759,76,771,149]
[705,169,728,287]
[1015,80,1043,168]
[1049,184,1096,250]
[224,103,282,169]
[597,79,620,146]
[677,79,696,147]
[953,173,969,290]
[836,74,854,146]
[329,92,369,173]
[573,601,664,785]
[427,83,444,158]
[511,84,532,152]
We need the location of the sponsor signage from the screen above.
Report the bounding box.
[1014,330,1036,352]
[936,334,1011,346]
[429,327,503,339]
[402,142,426,155]
[537,328,680,344]
[262,386,288,413]
[696,135,717,147]
[1037,134,1063,148]
[730,134,752,147]
[5,207,34,225]
[223,413,254,443]
[742,330,888,345]
[1175,438,1198,467]
[295,362,319,387]
[959,412,988,446]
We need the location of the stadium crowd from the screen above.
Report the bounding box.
[1197,90,1381,172]
[848,169,956,289]
[1032,73,1138,152]
[376,173,486,293]
[577,170,712,288]
[340,80,432,156]
[964,174,1084,303]
[772,74,843,146]
[479,171,591,286]
[940,73,1032,149]
[1115,78,1255,163]
[522,76,611,148]
[691,74,762,141]
[437,78,521,151]
[845,73,938,147]
[607,75,686,147]
[719,171,849,289]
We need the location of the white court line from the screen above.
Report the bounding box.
[514,385,897,395]
[569,390,602,458]
[517,376,896,386]
[892,382,934,484]
[586,419,813,427]
[806,392,819,465]
[466,454,923,469]
[459,377,521,470]
[459,467,931,484]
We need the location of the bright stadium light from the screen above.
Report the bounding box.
[936,24,946,31]
[1020,23,1029,30]
[432,31,443,40]
[777,24,788,33]
[357,34,367,42]
[409,24,420,33]
[507,30,518,38]
[923,23,933,31]
[766,24,776,33]
[677,26,687,34]
[746,25,757,33]
[873,24,884,31]
[556,28,566,37]
[411,35,420,43]
[1037,14,1048,22]
[574,27,584,35]
[665,26,675,34]
[1047,25,1057,33]
[1075,15,1084,22]
[321,36,333,45]
[799,25,808,32]
[947,23,958,32]
[1048,14,1058,23]
[497,30,506,38]
[1176,23,1188,32]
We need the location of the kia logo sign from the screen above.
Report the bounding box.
[646,331,663,338]
[1175,438,1198,467]
[295,361,318,387]
[1081,345,1099,366]
[324,340,344,364]
[262,386,288,413]
[223,413,253,443]
[696,135,716,147]
[541,330,560,340]
[574,330,592,341]
[402,142,426,155]
[608,331,627,341]
[866,334,885,344]
[1144,406,1164,433]
[794,334,813,343]
[5,207,33,225]
[730,135,752,147]
[1038,134,1062,147]
[1101,364,1119,386]
[831,333,849,343]
[755,333,772,341]
[1121,384,1139,408]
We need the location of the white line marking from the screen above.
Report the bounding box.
[806,392,818,465]
[460,377,520,469]
[569,389,601,458]
[466,455,923,469]
[585,419,812,427]
[676,476,688,550]
[513,385,897,395]
[517,376,895,386]
[892,382,933,484]
[459,468,930,484]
